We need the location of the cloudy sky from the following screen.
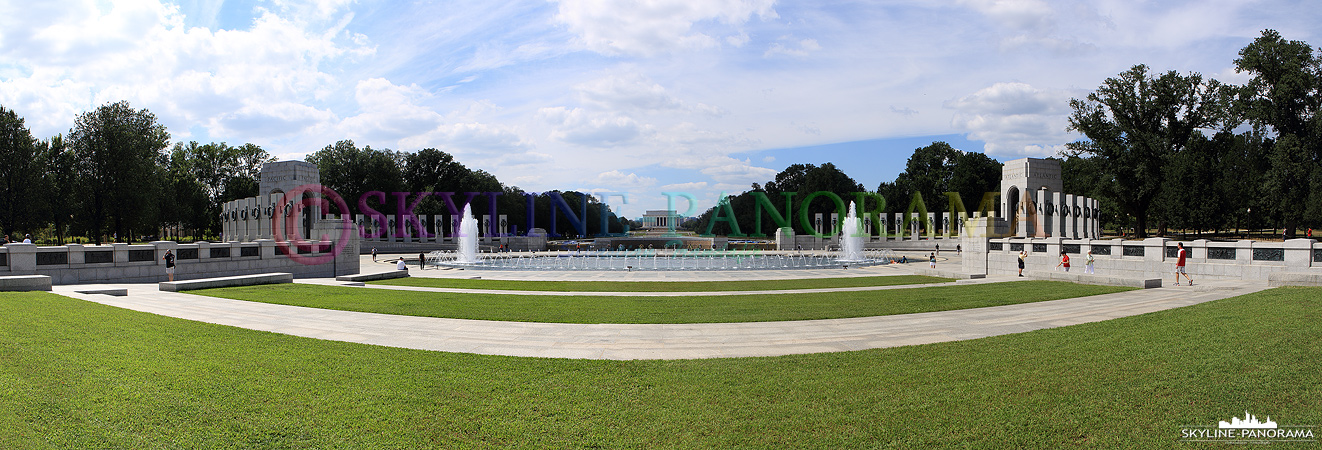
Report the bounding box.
[1,0,1317,218]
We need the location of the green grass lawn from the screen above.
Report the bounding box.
[3,288,1320,448]
[191,280,1128,323]
[371,275,952,292]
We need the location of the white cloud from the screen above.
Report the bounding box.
[340,78,443,142]
[576,71,683,111]
[539,106,650,147]
[404,122,530,156]
[593,170,658,190]
[947,82,1079,157]
[551,0,777,56]
[764,38,821,58]
[957,0,1053,30]
[0,0,369,143]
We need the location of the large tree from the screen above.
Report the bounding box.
[68,101,171,244]
[0,106,43,239]
[1066,65,1230,238]
[1234,29,1322,238]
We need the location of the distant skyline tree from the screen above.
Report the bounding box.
[879,141,1001,215]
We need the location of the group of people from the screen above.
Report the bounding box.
[1015,243,1193,286]
[1,234,33,245]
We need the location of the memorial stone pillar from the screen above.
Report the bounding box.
[386,215,397,242]
[1033,189,1048,238]
[1091,199,1101,238]
[499,215,508,236]
[1065,195,1076,239]
[1051,192,1064,238]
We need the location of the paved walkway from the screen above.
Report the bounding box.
[49,266,1270,360]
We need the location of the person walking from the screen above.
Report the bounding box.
[929,252,936,268]
[418,252,426,270]
[1056,251,1070,272]
[1017,250,1027,277]
[1085,250,1095,274]
[371,247,378,262]
[1174,242,1193,286]
[935,244,940,256]
[163,249,176,282]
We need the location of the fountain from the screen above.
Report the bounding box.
[456,204,479,264]
[837,201,865,262]
[429,201,898,271]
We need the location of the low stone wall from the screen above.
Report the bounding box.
[965,237,1319,282]
[0,238,358,285]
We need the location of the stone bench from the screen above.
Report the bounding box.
[1268,272,1322,287]
[1027,270,1162,289]
[335,270,410,282]
[0,275,53,292]
[159,273,293,292]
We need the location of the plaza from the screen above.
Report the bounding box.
[50,253,1269,360]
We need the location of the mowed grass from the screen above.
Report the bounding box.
[192,280,1128,323]
[371,274,952,292]
[3,288,1320,448]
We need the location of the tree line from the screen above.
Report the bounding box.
[0,101,276,244]
[691,142,1003,236]
[0,104,627,245]
[1065,29,1321,239]
[696,29,1320,240]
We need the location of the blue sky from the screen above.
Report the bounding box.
[1,0,1318,218]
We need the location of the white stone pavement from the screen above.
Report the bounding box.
[48,257,1270,360]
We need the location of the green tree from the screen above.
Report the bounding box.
[68,101,171,244]
[38,135,78,243]
[883,142,1001,215]
[1066,65,1229,238]
[307,140,405,216]
[1234,29,1322,237]
[0,106,43,239]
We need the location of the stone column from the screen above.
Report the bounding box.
[499,215,508,237]
[482,215,492,242]
[1080,197,1091,239]
[6,243,36,273]
[223,201,234,241]
[1091,198,1100,238]
[1033,190,1047,238]
[386,215,397,242]
[1047,192,1060,238]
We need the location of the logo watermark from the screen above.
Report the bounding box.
[1181,411,1316,444]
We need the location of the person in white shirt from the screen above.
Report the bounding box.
[396,257,407,271]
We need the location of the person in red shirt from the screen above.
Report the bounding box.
[1174,242,1193,286]
[1056,251,1071,272]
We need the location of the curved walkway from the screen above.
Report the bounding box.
[51,276,1269,360]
